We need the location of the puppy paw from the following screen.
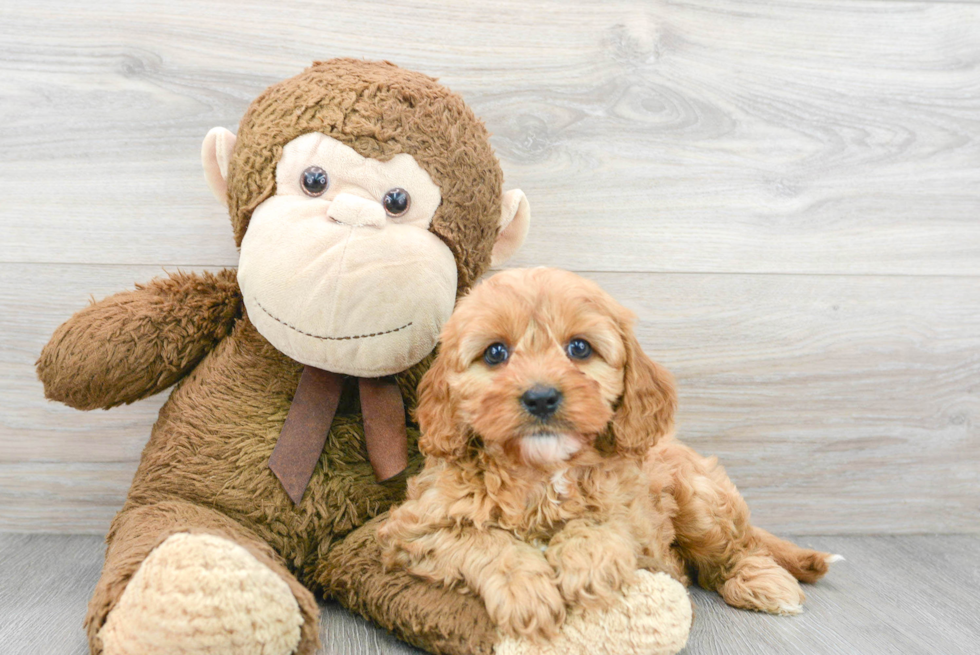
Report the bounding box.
[720,554,806,615]
[482,568,566,640]
[495,570,692,655]
[547,533,637,610]
[99,533,304,655]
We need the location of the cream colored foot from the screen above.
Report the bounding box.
[720,554,806,616]
[100,533,304,655]
[494,570,692,655]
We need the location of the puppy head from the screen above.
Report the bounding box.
[417,268,676,468]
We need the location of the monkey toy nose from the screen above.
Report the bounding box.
[521,385,562,419]
[326,192,387,228]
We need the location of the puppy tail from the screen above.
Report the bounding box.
[753,527,839,584]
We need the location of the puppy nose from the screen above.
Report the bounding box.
[521,385,562,419]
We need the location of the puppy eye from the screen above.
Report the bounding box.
[383,188,411,216]
[566,338,593,360]
[483,342,509,366]
[301,166,328,197]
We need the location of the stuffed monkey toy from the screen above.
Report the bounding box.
[37,59,692,655]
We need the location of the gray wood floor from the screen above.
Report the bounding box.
[2,534,977,655]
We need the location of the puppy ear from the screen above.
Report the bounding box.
[611,326,677,458]
[416,351,466,461]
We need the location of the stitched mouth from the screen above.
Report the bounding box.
[253,299,413,341]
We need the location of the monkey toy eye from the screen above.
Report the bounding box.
[566,338,593,360]
[483,342,509,366]
[301,166,328,197]
[383,188,411,216]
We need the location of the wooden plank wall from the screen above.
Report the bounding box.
[1,0,977,535]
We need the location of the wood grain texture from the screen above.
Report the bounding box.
[684,535,980,655]
[2,534,978,655]
[0,0,978,273]
[1,0,978,535]
[3,264,977,534]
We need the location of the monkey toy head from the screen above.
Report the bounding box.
[201,59,530,378]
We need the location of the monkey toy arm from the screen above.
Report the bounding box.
[37,269,241,411]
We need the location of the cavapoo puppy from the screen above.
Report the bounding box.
[378,268,836,639]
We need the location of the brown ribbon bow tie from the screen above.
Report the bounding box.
[268,365,408,505]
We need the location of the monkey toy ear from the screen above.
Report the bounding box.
[490,189,531,267]
[201,127,238,206]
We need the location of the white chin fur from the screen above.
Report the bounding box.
[520,433,581,466]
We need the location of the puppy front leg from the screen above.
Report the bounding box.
[383,523,565,640]
[649,437,834,615]
[545,518,640,611]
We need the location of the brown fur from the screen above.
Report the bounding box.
[380,268,834,640]
[37,60,508,655]
[647,438,832,612]
[37,269,241,411]
[379,269,685,640]
[228,58,504,291]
